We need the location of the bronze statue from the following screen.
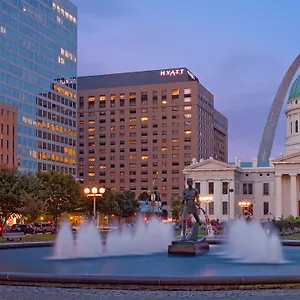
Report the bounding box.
[181,178,202,241]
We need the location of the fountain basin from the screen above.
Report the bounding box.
[168,237,209,255]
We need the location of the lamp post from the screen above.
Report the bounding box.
[199,196,214,236]
[84,187,106,223]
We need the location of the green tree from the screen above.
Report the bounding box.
[0,166,23,226]
[138,192,150,201]
[171,196,183,219]
[18,173,45,223]
[114,190,139,222]
[35,170,81,222]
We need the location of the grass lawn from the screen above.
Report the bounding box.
[0,234,56,243]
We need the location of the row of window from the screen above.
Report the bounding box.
[203,201,269,216]
[195,182,270,196]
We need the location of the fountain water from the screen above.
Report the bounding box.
[53,220,74,259]
[225,218,284,264]
[52,217,174,259]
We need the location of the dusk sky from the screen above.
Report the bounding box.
[72,0,299,161]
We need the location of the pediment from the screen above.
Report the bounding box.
[273,151,300,164]
[184,158,236,171]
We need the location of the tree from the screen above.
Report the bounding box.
[18,173,45,223]
[138,192,149,201]
[114,190,139,222]
[171,196,183,219]
[35,170,81,222]
[0,166,23,226]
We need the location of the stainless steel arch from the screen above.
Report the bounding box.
[257,54,300,163]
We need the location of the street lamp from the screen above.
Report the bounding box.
[84,187,106,222]
[199,196,213,214]
[238,201,251,216]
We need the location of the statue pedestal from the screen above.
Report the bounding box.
[168,237,209,255]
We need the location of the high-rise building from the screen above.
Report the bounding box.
[0,103,17,167]
[0,0,77,174]
[77,68,228,212]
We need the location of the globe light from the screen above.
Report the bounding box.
[99,187,106,194]
[91,187,98,194]
[84,188,90,194]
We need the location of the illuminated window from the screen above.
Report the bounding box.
[129,125,136,129]
[184,114,192,118]
[184,88,191,95]
[58,57,65,64]
[172,89,179,97]
[129,93,136,99]
[141,117,148,121]
[162,186,167,190]
[172,138,179,143]
[162,100,167,104]
[100,165,106,169]
[184,97,192,103]
[141,155,148,160]
[110,126,115,131]
[184,130,192,134]
[130,117,136,122]
[120,93,125,99]
[100,95,106,101]
[184,106,191,110]
[162,147,167,151]
[173,146,179,150]
[88,96,95,102]
[88,120,95,124]
[129,155,136,160]
[88,127,95,132]
[88,172,95,177]
[88,165,94,169]
[172,154,179,158]
[88,157,95,162]
[79,121,84,125]
[129,140,136,144]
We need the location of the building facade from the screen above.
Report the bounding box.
[183,74,300,221]
[77,68,228,211]
[0,0,77,174]
[0,103,17,167]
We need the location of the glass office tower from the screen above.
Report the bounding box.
[0,0,77,174]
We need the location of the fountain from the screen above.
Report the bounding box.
[225,218,284,264]
[52,217,174,259]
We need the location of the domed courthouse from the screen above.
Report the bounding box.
[183,71,300,221]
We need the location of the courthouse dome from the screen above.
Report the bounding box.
[289,74,300,100]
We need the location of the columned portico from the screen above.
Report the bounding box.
[290,174,298,217]
[275,174,282,219]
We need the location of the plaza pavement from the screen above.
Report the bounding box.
[1,285,300,299]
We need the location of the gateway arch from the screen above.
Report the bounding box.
[257,54,300,163]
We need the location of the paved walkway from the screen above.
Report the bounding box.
[2,285,300,299]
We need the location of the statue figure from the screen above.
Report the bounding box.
[181,178,202,241]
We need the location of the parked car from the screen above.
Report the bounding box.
[10,224,34,235]
[56,224,77,233]
[34,222,56,234]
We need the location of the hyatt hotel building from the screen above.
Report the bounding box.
[77,68,228,211]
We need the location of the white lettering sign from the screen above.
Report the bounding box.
[160,69,184,76]
[187,69,196,80]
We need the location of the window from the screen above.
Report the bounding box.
[222,202,228,215]
[263,183,269,195]
[263,202,269,215]
[88,96,95,109]
[222,182,228,194]
[172,89,179,98]
[296,120,299,133]
[208,202,214,215]
[184,106,191,110]
[208,182,214,194]
[99,95,106,108]
[195,182,200,193]
[243,183,253,195]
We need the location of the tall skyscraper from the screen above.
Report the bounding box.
[0,0,77,174]
[77,68,228,213]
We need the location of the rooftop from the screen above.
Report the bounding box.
[78,68,199,90]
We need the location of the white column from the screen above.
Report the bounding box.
[275,175,282,219]
[214,180,222,219]
[290,174,297,217]
[229,181,234,219]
